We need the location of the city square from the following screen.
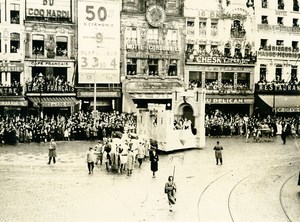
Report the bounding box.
[0,136,299,222]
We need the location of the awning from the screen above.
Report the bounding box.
[0,97,27,107]
[29,97,78,107]
[258,95,300,112]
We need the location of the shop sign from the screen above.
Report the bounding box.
[188,55,255,64]
[77,91,120,98]
[206,98,246,104]
[42,102,73,107]
[0,63,24,72]
[26,0,71,18]
[0,100,28,106]
[275,107,300,112]
[257,83,300,91]
[30,61,69,66]
[126,44,179,52]
[126,82,181,91]
[257,50,300,59]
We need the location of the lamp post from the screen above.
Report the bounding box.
[37,73,44,121]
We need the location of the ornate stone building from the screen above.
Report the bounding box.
[121,0,186,112]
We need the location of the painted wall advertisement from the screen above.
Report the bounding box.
[26,0,71,18]
[78,0,120,84]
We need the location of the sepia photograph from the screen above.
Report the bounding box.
[0,0,299,221]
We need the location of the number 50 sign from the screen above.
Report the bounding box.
[78,0,120,84]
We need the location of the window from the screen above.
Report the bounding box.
[10,33,20,53]
[205,72,218,89]
[291,66,298,82]
[189,71,202,88]
[10,4,20,24]
[187,21,195,35]
[294,0,299,11]
[166,29,178,46]
[32,34,45,55]
[221,72,234,86]
[292,41,299,51]
[276,40,284,46]
[262,16,268,24]
[278,0,284,10]
[148,59,158,76]
[237,73,249,89]
[224,42,231,57]
[234,43,242,58]
[259,65,267,82]
[168,60,177,76]
[275,64,282,82]
[56,36,68,56]
[293,18,299,27]
[277,17,283,25]
[262,0,268,8]
[147,29,159,44]
[199,20,207,35]
[126,27,137,45]
[211,20,218,36]
[127,58,137,75]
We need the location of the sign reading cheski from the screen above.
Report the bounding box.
[78,0,120,84]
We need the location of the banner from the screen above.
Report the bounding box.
[78,0,120,83]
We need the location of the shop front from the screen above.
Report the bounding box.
[27,96,78,117]
[122,80,182,112]
[76,90,122,113]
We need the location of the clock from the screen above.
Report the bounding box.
[146,5,166,27]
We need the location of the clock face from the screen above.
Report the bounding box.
[146,5,166,27]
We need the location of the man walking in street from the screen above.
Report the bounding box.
[213,141,223,165]
[87,147,95,174]
[47,139,57,164]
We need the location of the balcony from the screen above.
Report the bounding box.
[0,86,23,96]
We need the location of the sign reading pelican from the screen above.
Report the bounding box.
[78,0,120,83]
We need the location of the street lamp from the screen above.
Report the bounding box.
[37,73,44,121]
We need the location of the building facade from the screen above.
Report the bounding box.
[184,0,257,116]
[254,0,300,115]
[121,0,185,112]
[0,0,27,116]
[24,0,78,117]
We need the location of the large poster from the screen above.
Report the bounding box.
[78,0,120,83]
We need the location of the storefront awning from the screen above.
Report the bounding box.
[0,97,27,106]
[258,95,300,112]
[29,97,78,107]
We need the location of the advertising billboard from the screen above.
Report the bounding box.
[26,0,71,19]
[78,0,120,83]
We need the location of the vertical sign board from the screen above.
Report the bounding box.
[78,0,120,83]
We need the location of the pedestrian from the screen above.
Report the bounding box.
[281,121,288,145]
[87,147,95,174]
[47,138,57,164]
[213,141,223,165]
[298,170,300,186]
[137,141,145,168]
[164,176,177,212]
[149,144,159,178]
[127,147,134,176]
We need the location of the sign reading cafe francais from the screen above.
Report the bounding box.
[26,0,71,18]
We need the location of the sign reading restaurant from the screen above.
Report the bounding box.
[26,0,71,18]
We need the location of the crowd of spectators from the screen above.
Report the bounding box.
[205,109,299,139]
[0,111,137,145]
[189,80,249,92]
[27,73,74,92]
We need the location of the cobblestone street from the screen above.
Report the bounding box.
[0,136,299,222]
